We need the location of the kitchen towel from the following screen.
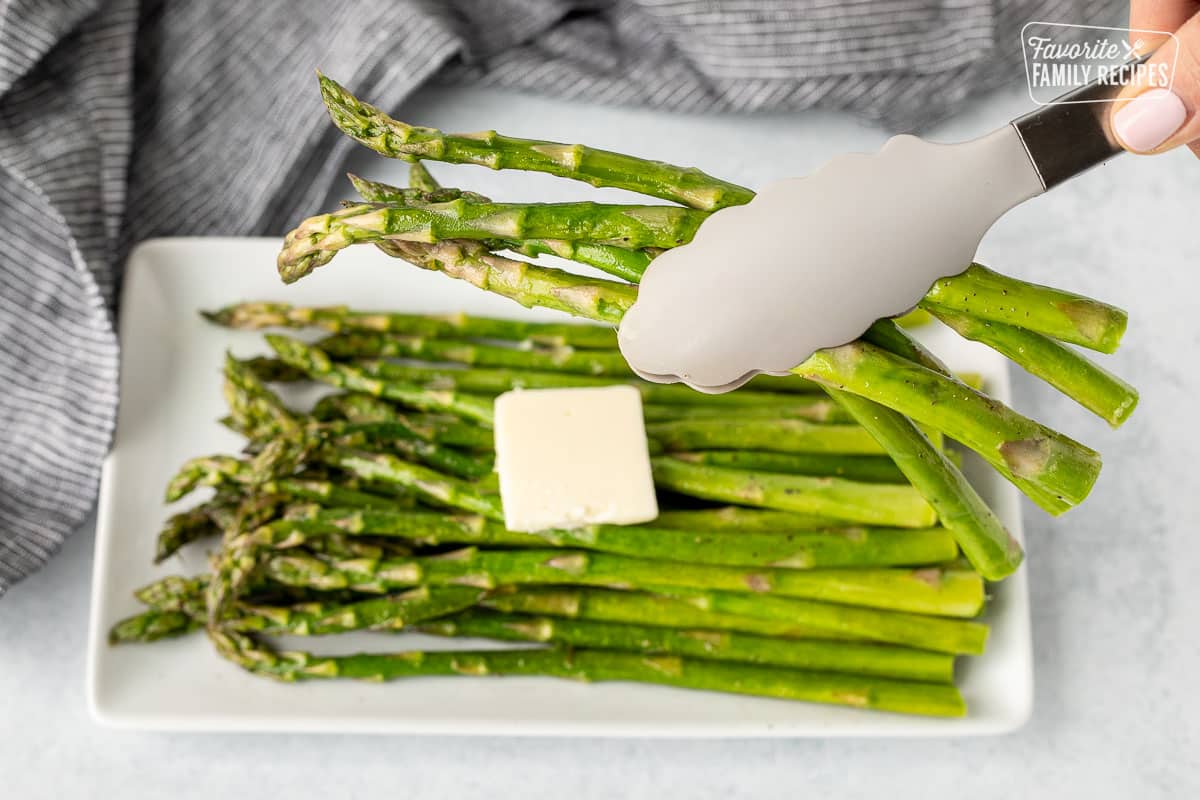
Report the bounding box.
[0,0,1123,592]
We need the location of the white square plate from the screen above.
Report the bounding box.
[87,237,1031,736]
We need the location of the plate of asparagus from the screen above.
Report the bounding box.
[87,77,1137,735]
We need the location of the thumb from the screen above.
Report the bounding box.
[1111,11,1200,154]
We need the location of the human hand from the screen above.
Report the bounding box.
[1112,1,1200,156]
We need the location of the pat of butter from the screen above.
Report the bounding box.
[493,385,658,532]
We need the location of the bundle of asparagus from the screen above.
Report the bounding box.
[112,300,998,717]
[109,75,1136,718]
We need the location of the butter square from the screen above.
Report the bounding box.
[493,385,658,532]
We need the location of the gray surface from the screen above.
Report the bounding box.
[2,83,1197,797]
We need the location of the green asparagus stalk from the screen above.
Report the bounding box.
[651,507,844,531]
[319,386,844,434]
[649,587,988,654]
[156,488,292,562]
[646,418,887,455]
[210,630,965,716]
[351,172,658,282]
[406,162,441,192]
[265,334,496,425]
[154,501,226,563]
[247,505,959,568]
[313,394,493,449]
[226,355,493,479]
[832,320,1024,577]
[641,399,852,423]
[345,176,490,206]
[163,454,410,507]
[109,609,199,643]
[263,547,985,616]
[278,199,705,282]
[670,451,906,483]
[481,586,856,640]
[419,609,955,683]
[926,303,1138,427]
[826,389,1023,580]
[795,340,1101,514]
[378,238,638,324]
[135,574,208,614]
[204,302,617,348]
[319,72,754,211]
[501,238,654,283]
[922,263,1127,353]
[650,457,937,528]
[111,586,485,643]
[352,360,823,407]
[234,585,485,635]
[165,455,255,502]
[315,331,635,376]
[324,448,502,517]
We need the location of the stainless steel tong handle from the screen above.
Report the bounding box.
[1011,54,1151,190]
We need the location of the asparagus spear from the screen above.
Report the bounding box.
[481,586,855,640]
[670,450,906,484]
[922,263,1127,353]
[317,370,833,421]
[154,500,227,563]
[351,172,658,283]
[501,238,653,283]
[318,72,754,211]
[323,448,502,517]
[313,394,493,449]
[210,630,965,716]
[405,162,441,192]
[648,587,988,654]
[642,400,852,423]
[247,505,960,568]
[109,609,199,643]
[234,585,485,635]
[652,507,843,531]
[795,340,1102,514]
[825,320,1024,579]
[162,454,418,508]
[419,609,955,683]
[111,586,485,642]
[352,360,822,407]
[646,418,887,455]
[650,457,938,528]
[376,238,638,324]
[226,354,493,479]
[278,200,705,281]
[316,331,635,376]
[263,547,985,616]
[343,177,488,206]
[204,302,617,348]
[826,389,1023,580]
[927,303,1138,427]
[135,574,208,614]
[265,335,496,425]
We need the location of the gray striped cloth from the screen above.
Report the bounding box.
[0,0,1122,592]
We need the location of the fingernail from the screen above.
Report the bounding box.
[1113,88,1188,152]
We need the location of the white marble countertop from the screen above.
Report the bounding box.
[2,83,1198,798]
